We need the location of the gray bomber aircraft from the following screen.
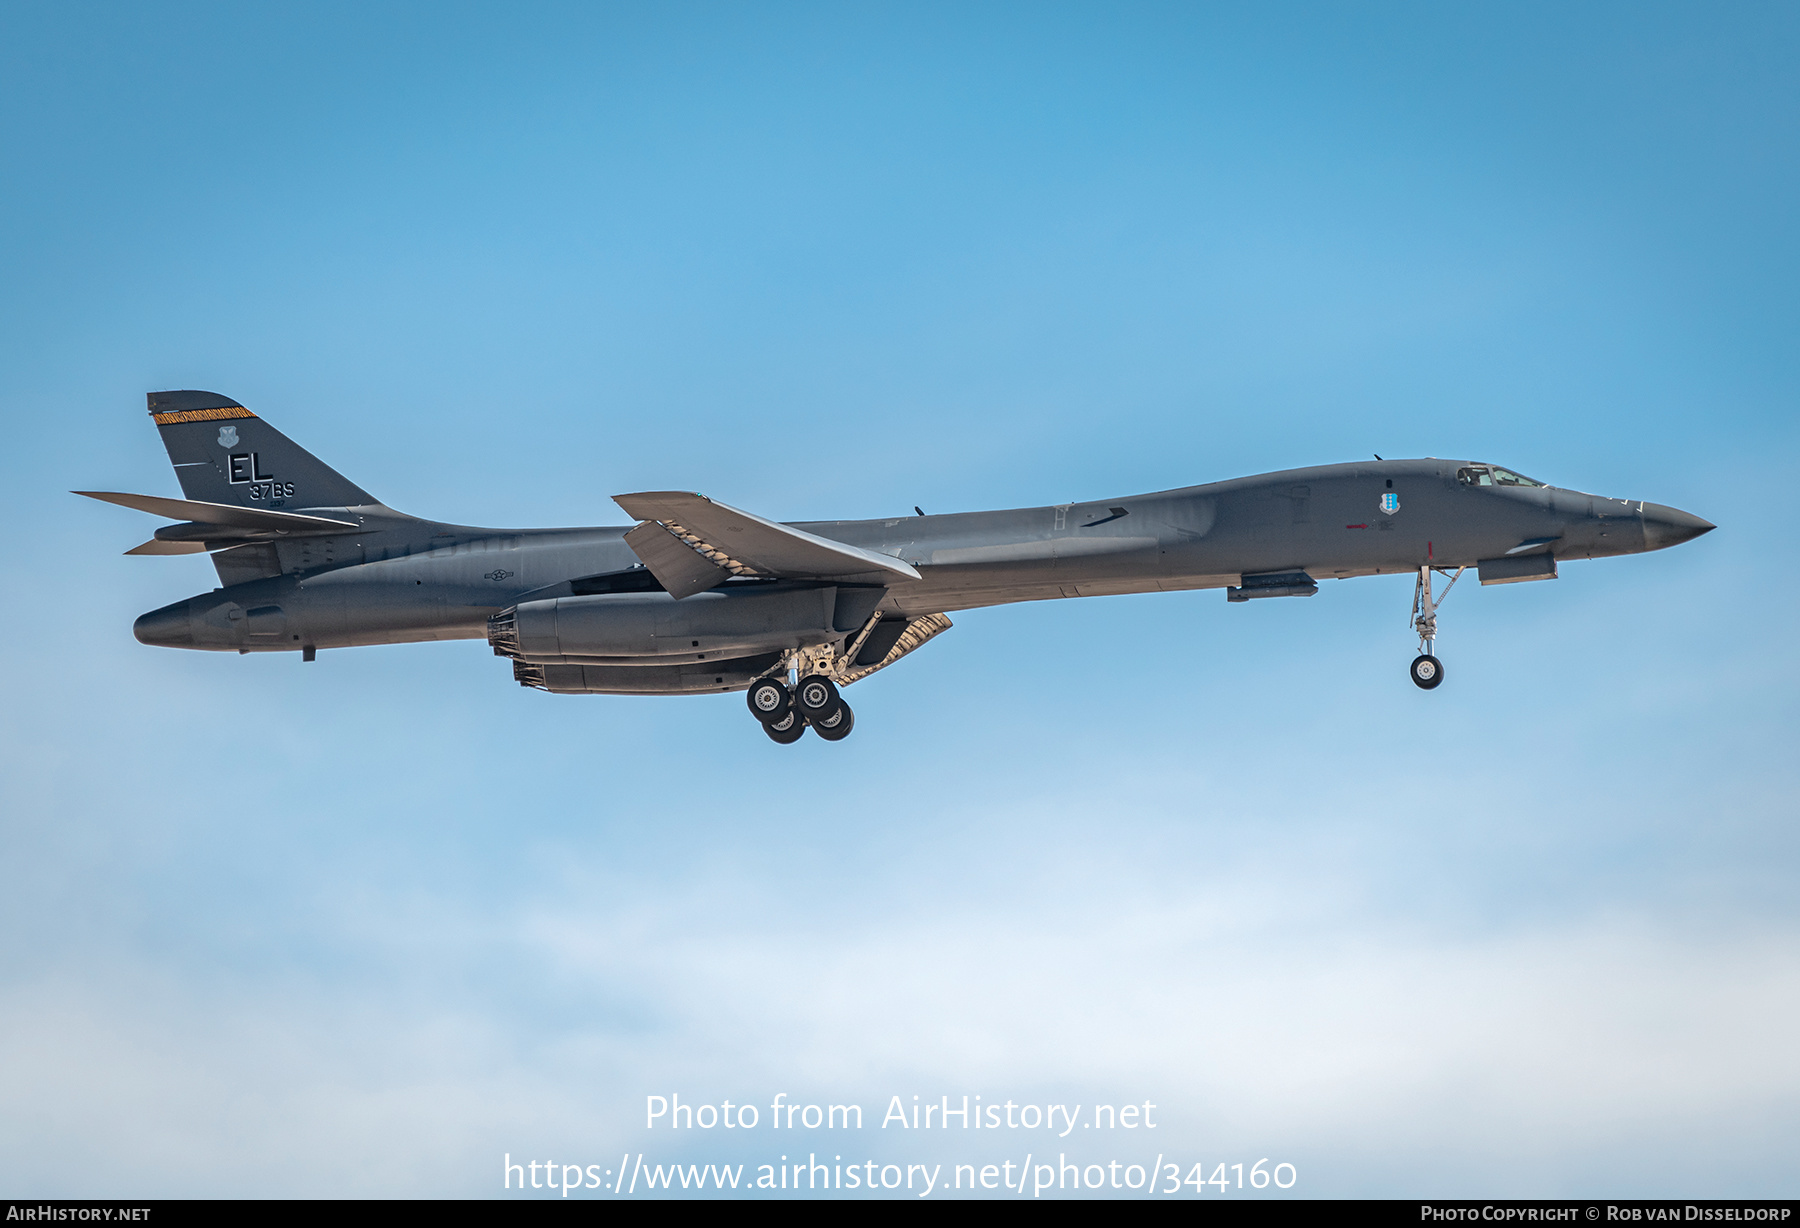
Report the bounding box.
[86,390,1714,742]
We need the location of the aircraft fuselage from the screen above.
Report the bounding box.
[131,457,1709,659]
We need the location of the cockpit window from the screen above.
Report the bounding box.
[1458,465,1545,488]
[1490,467,1544,487]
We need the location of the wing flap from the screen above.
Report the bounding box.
[622,521,733,599]
[614,491,920,584]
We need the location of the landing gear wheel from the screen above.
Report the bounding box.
[763,711,806,744]
[747,678,791,724]
[1410,654,1445,690]
[811,702,855,741]
[794,675,840,720]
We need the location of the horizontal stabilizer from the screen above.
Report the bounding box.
[125,538,209,556]
[614,491,920,585]
[74,491,358,532]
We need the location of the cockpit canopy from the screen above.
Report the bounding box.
[1457,464,1545,488]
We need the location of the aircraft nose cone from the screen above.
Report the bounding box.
[133,599,194,648]
[1641,502,1716,551]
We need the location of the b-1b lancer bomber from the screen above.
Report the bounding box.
[88,391,1714,743]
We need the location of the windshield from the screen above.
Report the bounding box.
[1458,465,1545,488]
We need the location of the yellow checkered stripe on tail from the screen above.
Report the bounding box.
[150,406,257,425]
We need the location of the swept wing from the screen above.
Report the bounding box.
[614,490,920,599]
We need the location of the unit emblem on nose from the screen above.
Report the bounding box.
[217,426,239,448]
[1379,492,1401,515]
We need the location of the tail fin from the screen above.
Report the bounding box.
[148,391,377,510]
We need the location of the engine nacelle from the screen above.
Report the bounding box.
[489,584,847,664]
[514,653,785,695]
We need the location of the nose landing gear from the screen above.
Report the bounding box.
[1409,564,1464,690]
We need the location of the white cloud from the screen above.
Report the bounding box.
[6,838,1795,1197]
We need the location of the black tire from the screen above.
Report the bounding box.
[747,678,791,723]
[811,702,855,742]
[794,675,840,719]
[1410,653,1445,690]
[763,711,806,743]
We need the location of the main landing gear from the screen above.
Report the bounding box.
[746,673,855,744]
[1409,563,1465,691]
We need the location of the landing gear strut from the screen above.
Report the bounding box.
[1409,564,1464,690]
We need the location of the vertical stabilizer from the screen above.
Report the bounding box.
[148,390,376,510]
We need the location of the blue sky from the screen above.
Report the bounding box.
[1,1,1795,1198]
